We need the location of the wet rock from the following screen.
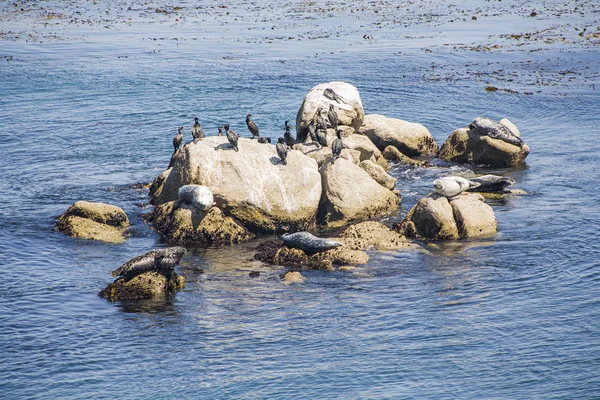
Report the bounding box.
[296,82,365,138]
[150,137,322,233]
[56,201,129,243]
[396,195,459,240]
[340,221,419,250]
[382,145,425,166]
[148,201,253,244]
[254,239,369,270]
[396,193,497,239]
[438,118,530,167]
[318,158,400,228]
[359,160,397,190]
[359,114,438,157]
[281,270,305,283]
[98,271,185,301]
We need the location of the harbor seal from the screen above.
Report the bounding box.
[468,117,524,147]
[467,174,515,193]
[178,184,215,211]
[111,247,186,282]
[281,232,343,254]
[433,176,480,198]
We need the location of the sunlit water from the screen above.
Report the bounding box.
[1,2,599,398]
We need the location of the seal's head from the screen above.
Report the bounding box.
[433,178,446,194]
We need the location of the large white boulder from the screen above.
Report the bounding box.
[152,137,322,233]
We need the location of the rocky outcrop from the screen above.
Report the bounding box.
[382,146,426,167]
[396,193,497,240]
[295,82,365,138]
[359,114,438,157]
[56,201,129,243]
[318,158,400,228]
[147,201,253,244]
[98,271,185,301]
[438,118,529,167]
[281,270,305,283]
[342,133,382,162]
[359,160,397,190]
[340,221,419,251]
[151,137,322,233]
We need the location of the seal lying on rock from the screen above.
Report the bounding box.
[467,174,515,193]
[433,176,480,198]
[111,247,186,282]
[281,232,343,255]
[468,117,524,147]
[178,185,215,211]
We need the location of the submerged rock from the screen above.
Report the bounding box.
[382,146,425,167]
[396,193,497,240]
[56,201,129,243]
[438,118,530,167]
[340,221,419,251]
[281,270,305,284]
[358,114,438,157]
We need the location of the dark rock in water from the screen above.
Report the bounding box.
[254,239,367,270]
[467,174,515,193]
[249,271,260,278]
[468,117,524,147]
[111,247,186,281]
[99,271,185,301]
[281,232,342,254]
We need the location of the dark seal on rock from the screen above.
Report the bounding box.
[467,174,515,193]
[468,117,524,147]
[281,232,343,255]
[111,247,186,282]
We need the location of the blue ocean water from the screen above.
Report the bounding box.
[1,2,599,398]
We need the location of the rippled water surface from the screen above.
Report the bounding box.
[1,1,599,398]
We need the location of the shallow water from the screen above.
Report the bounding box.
[1,1,599,398]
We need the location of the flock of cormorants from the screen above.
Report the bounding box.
[170,106,344,166]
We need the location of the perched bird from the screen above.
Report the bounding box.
[218,125,224,136]
[323,87,343,103]
[276,137,288,165]
[331,129,343,162]
[192,117,204,144]
[246,113,260,138]
[173,126,183,152]
[284,120,295,148]
[258,137,272,144]
[327,104,338,130]
[433,176,480,198]
[315,107,327,131]
[316,128,328,148]
[224,124,239,151]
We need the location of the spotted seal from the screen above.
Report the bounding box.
[111,247,186,282]
[281,232,343,254]
[468,117,524,147]
[178,184,215,211]
[467,174,515,193]
[433,176,480,198]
